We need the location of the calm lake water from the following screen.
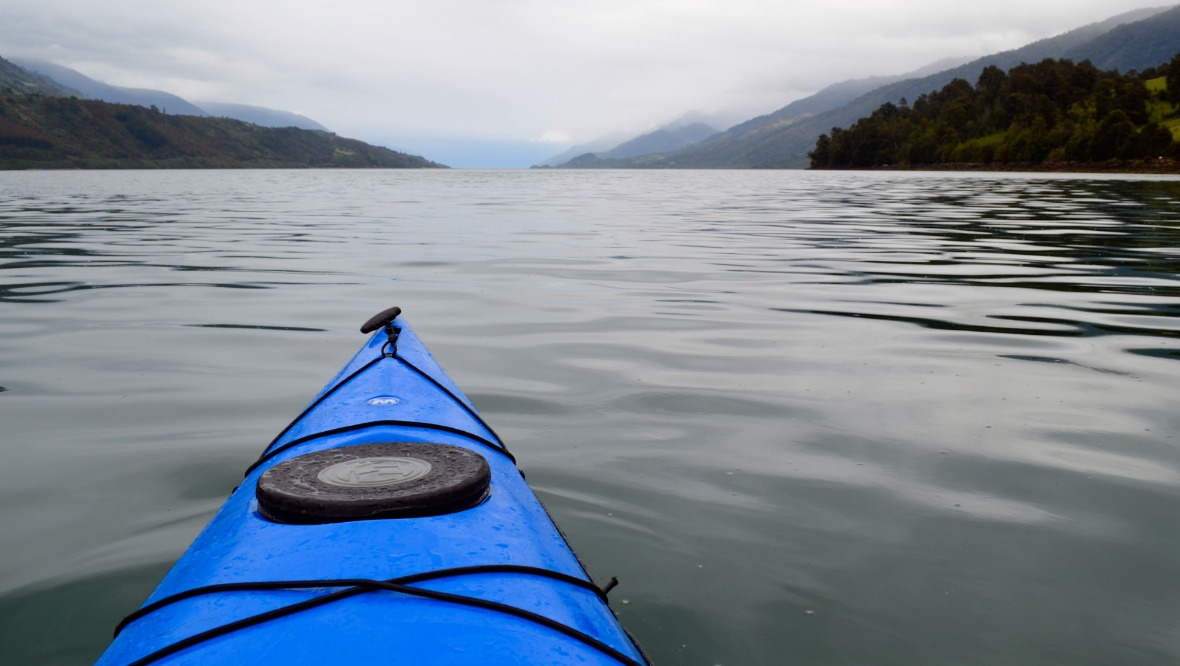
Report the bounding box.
[1,169,1179,665]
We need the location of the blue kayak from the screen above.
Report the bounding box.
[97,307,649,666]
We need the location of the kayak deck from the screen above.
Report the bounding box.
[98,311,648,666]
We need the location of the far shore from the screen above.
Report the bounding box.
[813,158,1180,175]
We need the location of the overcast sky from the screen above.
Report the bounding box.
[0,0,1172,167]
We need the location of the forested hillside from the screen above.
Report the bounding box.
[809,55,1180,169]
[0,94,444,169]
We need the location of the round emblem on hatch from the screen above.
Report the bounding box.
[316,457,433,488]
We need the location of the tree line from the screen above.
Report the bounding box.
[809,53,1180,168]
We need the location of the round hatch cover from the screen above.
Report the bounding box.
[256,442,490,524]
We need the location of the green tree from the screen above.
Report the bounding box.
[808,133,832,167]
[1166,52,1180,105]
[1092,110,1135,159]
[1135,122,1174,158]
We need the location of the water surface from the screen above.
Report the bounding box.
[1,169,1179,665]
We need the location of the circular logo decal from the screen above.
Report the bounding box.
[367,396,401,406]
[317,457,432,488]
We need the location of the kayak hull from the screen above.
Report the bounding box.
[97,314,646,666]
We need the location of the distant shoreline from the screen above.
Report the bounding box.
[812,159,1180,175]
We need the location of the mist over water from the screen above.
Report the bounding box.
[1,169,1179,665]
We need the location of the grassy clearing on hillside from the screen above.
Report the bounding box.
[1147,76,1180,138]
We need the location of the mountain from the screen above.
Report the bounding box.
[544,59,973,169]
[551,121,718,167]
[11,58,209,116]
[597,121,717,160]
[194,101,329,131]
[12,59,332,131]
[731,56,975,131]
[1060,7,1180,71]
[535,132,629,167]
[0,94,444,169]
[538,110,734,167]
[543,117,720,168]
[0,56,78,96]
[593,5,1180,169]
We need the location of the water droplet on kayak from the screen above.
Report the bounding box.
[367,396,401,406]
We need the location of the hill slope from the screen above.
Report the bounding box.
[1061,7,1180,71]
[536,133,630,167]
[194,101,329,131]
[603,5,1180,169]
[597,122,717,160]
[707,56,975,148]
[12,58,209,117]
[0,94,444,169]
[0,56,77,96]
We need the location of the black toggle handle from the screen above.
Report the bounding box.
[360,306,402,334]
[601,577,619,596]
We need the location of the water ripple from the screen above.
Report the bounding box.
[2,170,1179,665]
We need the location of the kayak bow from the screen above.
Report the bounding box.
[97,307,649,666]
